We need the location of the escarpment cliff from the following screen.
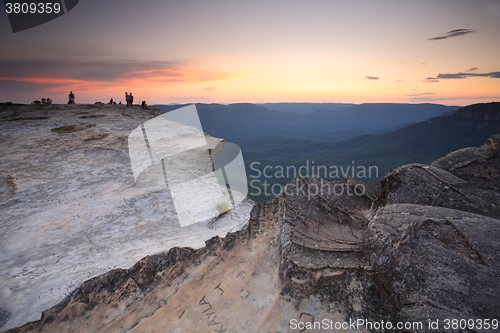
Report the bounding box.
[7,131,500,332]
[0,103,254,331]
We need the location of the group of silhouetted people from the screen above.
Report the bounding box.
[67,91,149,108]
[125,92,134,107]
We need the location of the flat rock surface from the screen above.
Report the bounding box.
[0,104,253,331]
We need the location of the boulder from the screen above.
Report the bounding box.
[365,204,500,324]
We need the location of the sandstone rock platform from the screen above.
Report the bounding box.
[3,103,500,333]
[0,104,254,331]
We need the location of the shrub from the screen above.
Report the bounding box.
[216,201,231,214]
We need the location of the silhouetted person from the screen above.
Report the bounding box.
[125,92,130,107]
[129,93,134,106]
[68,91,75,104]
[141,101,150,109]
[109,98,114,104]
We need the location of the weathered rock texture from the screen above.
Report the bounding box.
[364,134,500,330]
[7,179,394,333]
[4,103,500,332]
[0,104,253,331]
[366,204,500,325]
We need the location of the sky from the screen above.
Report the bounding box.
[0,0,499,105]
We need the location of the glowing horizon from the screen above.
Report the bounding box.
[1,0,499,106]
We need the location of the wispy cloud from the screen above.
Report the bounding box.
[427,29,475,40]
[0,59,182,82]
[0,58,242,102]
[425,71,500,82]
[409,96,500,102]
[406,93,435,97]
[3,58,241,84]
[366,76,379,80]
[467,67,478,72]
[0,58,244,85]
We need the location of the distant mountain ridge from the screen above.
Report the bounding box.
[257,102,355,114]
[239,102,500,201]
[155,102,459,142]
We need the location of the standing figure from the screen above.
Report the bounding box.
[68,91,75,104]
[125,92,129,107]
[129,93,134,106]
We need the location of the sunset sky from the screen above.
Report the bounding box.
[0,0,499,105]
